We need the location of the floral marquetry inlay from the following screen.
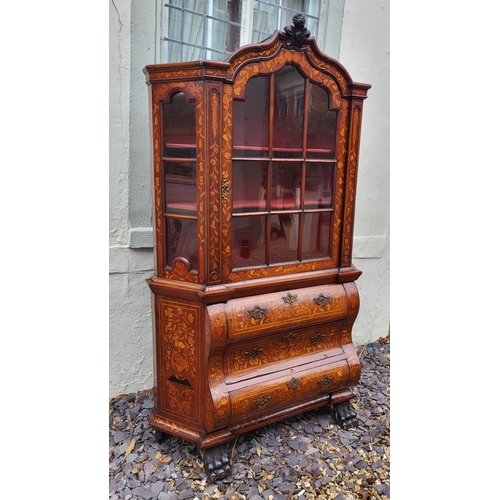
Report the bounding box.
[144,28,368,456]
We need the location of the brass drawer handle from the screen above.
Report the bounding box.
[245,347,263,360]
[317,375,333,388]
[310,333,325,344]
[252,394,271,409]
[282,292,298,305]
[282,333,297,342]
[248,305,267,319]
[287,377,302,389]
[313,294,331,306]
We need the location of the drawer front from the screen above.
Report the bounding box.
[226,284,348,340]
[229,359,350,425]
[224,321,344,384]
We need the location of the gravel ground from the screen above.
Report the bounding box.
[109,337,390,500]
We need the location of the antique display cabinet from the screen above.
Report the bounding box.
[144,16,370,481]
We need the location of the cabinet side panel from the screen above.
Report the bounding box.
[155,296,203,427]
[207,84,223,285]
[220,84,233,281]
[341,100,365,268]
[333,99,349,267]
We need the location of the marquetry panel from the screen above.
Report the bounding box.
[229,359,350,425]
[156,297,202,425]
[225,284,348,340]
[224,321,344,383]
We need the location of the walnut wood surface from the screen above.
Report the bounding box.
[144,28,369,457]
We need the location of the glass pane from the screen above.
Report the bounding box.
[163,40,182,64]
[232,215,266,268]
[183,44,203,61]
[167,217,198,269]
[273,66,305,158]
[214,0,227,18]
[184,0,205,14]
[253,2,271,33]
[269,213,299,264]
[163,92,196,158]
[306,17,318,37]
[303,0,321,17]
[233,161,268,213]
[304,163,333,209]
[287,0,304,10]
[302,212,331,260]
[233,76,270,157]
[307,84,337,159]
[271,162,301,210]
[165,7,182,42]
[184,11,205,49]
[207,19,226,52]
[164,162,197,214]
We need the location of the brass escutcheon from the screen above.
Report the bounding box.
[248,305,267,319]
[310,333,325,344]
[313,294,331,306]
[252,394,271,409]
[244,347,263,360]
[282,292,298,305]
[287,377,302,389]
[317,375,333,388]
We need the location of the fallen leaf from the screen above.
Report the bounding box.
[125,439,136,456]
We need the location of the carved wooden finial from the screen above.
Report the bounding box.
[284,14,311,48]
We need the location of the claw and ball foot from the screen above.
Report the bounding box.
[154,429,168,443]
[202,443,233,482]
[332,400,358,429]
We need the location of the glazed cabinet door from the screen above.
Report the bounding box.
[224,63,345,282]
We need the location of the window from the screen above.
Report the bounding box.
[162,0,242,62]
[161,1,321,63]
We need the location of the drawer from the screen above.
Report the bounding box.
[225,284,348,340]
[224,320,344,384]
[229,358,350,425]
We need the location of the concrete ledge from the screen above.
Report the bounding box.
[129,227,153,248]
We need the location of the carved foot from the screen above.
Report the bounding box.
[154,429,168,443]
[201,442,233,482]
[332,400,358,429]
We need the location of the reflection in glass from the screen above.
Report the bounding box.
[269,214,299,264]
[165,162,197,214]
[232,216,266,268]
[302,212,331,260]
[233,76,270,157]
[233,161,268,213]
[304,163,333,209]
[164,92,196,158]
[273,66,305,158]
[271,163,301,210]
[307,84,337,159]
[167,218,198,269]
